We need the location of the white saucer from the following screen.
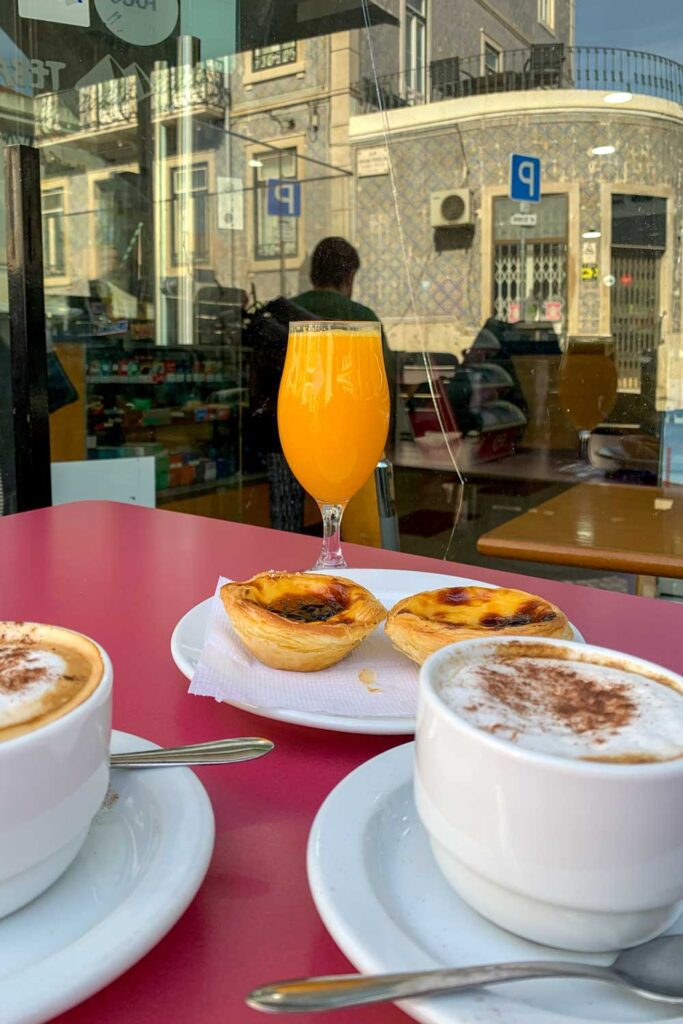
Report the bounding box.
[171,568,585,736]
[0,730,215,1024]
[308,742,683,1024]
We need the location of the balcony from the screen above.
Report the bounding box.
[35,92,81,139]
[35,62,230,142]
[352,45,683,113]
[35,78,138,141]
[152,62,230,120]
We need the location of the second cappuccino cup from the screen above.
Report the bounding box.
[415,636,683,952]
[0,622,112,918]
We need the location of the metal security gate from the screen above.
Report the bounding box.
[493,242,521,320]
[493,240,567,322]
[611,247,662,393]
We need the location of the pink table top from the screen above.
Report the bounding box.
[2,500,682,1024]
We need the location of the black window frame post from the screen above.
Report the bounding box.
[5,143,52,512]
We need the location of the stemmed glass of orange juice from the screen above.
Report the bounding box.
[277,321,390,569]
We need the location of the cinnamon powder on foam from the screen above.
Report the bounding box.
[478,661,636,738]
[443,650,683,762]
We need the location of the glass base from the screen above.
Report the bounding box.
[311,551,348,571]
[313,501,347,571]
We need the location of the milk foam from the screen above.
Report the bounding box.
[0,650,66,724]
[439,656,683,761]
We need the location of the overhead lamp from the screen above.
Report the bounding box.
[591,145,616,156]
[603,92,632,104]
[582,229,602,239]
[248,158,263,168]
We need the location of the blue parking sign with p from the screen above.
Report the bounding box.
[509,154,541,203]
[267,179,301,217]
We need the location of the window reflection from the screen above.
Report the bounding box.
[0,0,681,596]
[254,149,298,260]
[41,188,66,277]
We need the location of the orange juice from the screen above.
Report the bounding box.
[278,323,390,505]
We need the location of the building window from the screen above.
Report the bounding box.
[93,171,145,294]
[538,0,555,30]
[254,148,298,261]
[252,42,297,73]
[492,194,567,324]
[484,42,502,74]
[42,188,65,276]
[170,163,209,266]
[404,0,427,99]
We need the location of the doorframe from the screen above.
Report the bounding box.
[480,181,580,335]
[599,183,674,339]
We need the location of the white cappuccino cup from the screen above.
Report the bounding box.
[415,636,683,952]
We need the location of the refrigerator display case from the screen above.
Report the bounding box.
[47,293,252,511]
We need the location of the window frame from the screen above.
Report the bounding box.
[252,42,297,75]
[480,182,581,335]
[243,40,306,85]
[538,0,555,32]
[598,182,674,342]
[481,33,503,75]
[170,161,211,268]
[403,0,429,100]
[253,147,299,262]
[41,185,67,279]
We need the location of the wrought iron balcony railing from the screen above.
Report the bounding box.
[152,62,230,118]
[80,77,138,130]
[34,62,230,139]
[352,45,683,113]
[34,92,81,138]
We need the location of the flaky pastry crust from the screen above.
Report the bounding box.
[386,585,572,665]
[221,572,386,671]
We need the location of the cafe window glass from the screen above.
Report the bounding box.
[404,0,427,99]
[492,194,568,324]
[254,149,298,260]
[538,0,555,30]
[252,43,297,73]
[42,188,65,276]
[170,163,209,266]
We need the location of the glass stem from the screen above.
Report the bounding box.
[315,502,347,569]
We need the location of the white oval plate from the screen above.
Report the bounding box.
[171,568,584,736]
[0,730,215,1024]
[308,742,683,1024]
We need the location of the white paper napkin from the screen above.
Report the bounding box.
[188,577,420,718]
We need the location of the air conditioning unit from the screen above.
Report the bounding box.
[430,189,473,228]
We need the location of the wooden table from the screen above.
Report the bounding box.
[3,501,683,1024]
[477,482,683,595]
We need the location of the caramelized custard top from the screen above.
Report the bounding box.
[401,586,559,629]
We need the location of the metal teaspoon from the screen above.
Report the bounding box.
[110,737,274,767]
[246,934,683,1012]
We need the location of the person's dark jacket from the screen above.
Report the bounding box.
[244,297,318,457]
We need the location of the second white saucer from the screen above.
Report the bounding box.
[0,730,215,1024]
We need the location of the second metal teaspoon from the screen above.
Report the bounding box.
[110,737,274,768]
